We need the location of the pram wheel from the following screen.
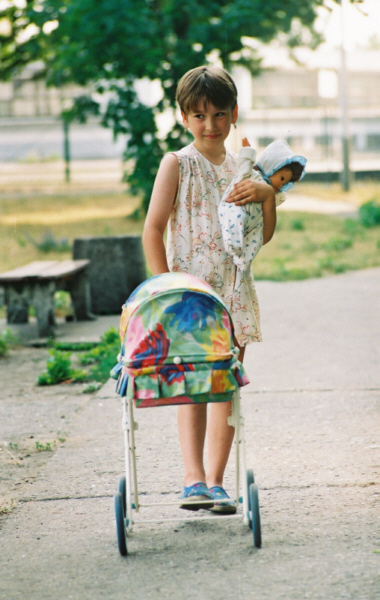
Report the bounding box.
[114,492,128,556]
[118,476,127,516]
[246,469,255,529]
[249,483,262,548]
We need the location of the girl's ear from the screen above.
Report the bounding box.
[181,111,189,129]
[232,104,238,124]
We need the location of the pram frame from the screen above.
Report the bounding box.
[114,389,262,555]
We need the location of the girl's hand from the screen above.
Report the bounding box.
[225,180,274,206]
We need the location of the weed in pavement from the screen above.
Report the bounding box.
[37,327,120,387]
[0,329,20,357]
[38,349,88,385]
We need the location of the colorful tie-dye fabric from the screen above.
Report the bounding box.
[111,272,249,408]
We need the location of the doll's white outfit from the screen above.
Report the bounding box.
[166,143,262,346]
[218,140,306,272]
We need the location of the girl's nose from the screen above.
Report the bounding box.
[204,117,216,131]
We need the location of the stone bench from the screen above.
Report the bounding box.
[0,259,94,337]
[73,236,146,315]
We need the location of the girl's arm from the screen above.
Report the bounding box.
[261,190,277,244]
[225,179,276,244]
[142,153,179,274]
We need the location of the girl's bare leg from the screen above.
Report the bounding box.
[177,403,207,486]
[206,345,245,488]
[206,400,235,488]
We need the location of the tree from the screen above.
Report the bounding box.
[0,0,326,212]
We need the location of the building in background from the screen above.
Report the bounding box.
[232,45,380,177]
[0,63,126,162]
[1,47,380,178]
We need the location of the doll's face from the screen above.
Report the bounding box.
[269,167,292,193]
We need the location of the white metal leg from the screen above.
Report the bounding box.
[229,389,249,524]
[128,398,139,512]
[239,408,249,526]
[122,397,139,532]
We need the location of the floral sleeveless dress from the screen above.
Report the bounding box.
[166,143,262,346]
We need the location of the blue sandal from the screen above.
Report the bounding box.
[179,482,214,511]
[208,486,237,514]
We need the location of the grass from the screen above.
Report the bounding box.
[0,161,379,282]
[0,191,143,272]
[253,210,380,281]
[291,181,380,206]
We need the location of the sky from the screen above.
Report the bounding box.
[315,0,380,50]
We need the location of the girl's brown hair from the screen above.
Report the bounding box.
[176,65,238,115]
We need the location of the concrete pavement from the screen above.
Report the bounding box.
[0,268,379,600]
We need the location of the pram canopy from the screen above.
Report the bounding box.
[111,272,249,408]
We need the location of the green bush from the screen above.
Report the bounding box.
[0,329,19,357]
[290,218,305,231]
[0,336,7,357]
[38,349,87,385]
[54,291,74,317]
[359,200,380,228]
[80,327,120,383]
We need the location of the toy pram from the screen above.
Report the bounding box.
[111,272,262,555]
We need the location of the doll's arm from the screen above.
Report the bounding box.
[235,146,257,179]
[221,146,256,204]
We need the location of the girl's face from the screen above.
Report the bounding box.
[181,101,238,157]
[269,167,293,193]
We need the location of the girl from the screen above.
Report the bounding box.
[142,65,276,513]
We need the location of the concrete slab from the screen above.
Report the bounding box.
[0,268,379,600]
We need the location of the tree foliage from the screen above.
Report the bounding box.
[0,0,326,211]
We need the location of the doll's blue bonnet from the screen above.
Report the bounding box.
[256,139,307,192]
